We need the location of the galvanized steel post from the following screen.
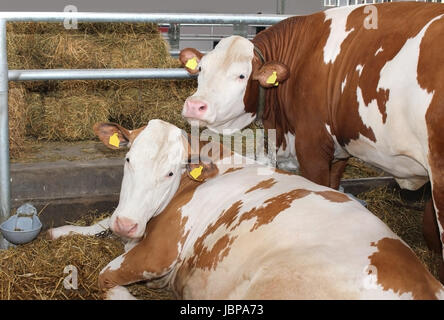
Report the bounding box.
[0,18,10,248]
[168,23,181,52]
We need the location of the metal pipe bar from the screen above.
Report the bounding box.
[0,12,289,25]
[8,68,194,81]
[0,19,9,248]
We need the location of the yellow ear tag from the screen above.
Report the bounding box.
[190,165,203,180]
[274,81,279,87]
[185,57,198,70]
[109,133,120,148]
[266,71,278,85]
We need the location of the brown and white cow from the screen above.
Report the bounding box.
[49,120,444,299]
[179,2,444,281]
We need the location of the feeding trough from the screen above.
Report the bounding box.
[0,203,42,245]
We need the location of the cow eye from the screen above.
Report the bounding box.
[239,74,245,79]
[198,66,202,72]
[126,158,130,163]
[168,172,174,177]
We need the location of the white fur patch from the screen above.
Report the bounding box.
[356,64,363,77]
[102,255,125,273]
[323,6,359,64]
[276,132,299,172]
[105,286,137,300]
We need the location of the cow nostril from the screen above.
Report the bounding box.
[115,217,138,236]
[199,105,207,111]
[128,223,138,235]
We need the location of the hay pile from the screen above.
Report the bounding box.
[343,157,384,179]
[357,186,441,279]
[8,83,27,158]
[0,213,174,300]
[7,22,196,157]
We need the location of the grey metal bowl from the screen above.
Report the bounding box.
[0,214,42,245]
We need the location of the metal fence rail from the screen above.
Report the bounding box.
[0,12,289,247]
[8,69,192,81]
[0,12,288,24]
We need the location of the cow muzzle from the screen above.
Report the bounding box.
[112,216,139,238]
[182,98,208,120]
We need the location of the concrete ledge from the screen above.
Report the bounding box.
[11,158,124,202]
[340,177,397,195]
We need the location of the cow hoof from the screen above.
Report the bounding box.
[46,229,54,240]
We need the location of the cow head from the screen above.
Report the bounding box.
[180,35,290,134]
[94,120,220,239]
[94,120,191,239]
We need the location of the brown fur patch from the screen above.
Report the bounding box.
[245,178,277,194]
[189,201,243,271]
[173,200,243,295]
[314,190,351,203]
[236,189,311,232]
[274,168,296,176]
[223,167,244,175]
[368,238,442,299]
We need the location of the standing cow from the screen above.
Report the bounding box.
[49,120,444,299]
[179,2,444,281]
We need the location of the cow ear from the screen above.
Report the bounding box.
[93,122,145,150]
[252,61,290,88]
[179,48,204,75]
[186,161,219,183]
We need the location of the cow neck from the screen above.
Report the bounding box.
[253,46,266,127]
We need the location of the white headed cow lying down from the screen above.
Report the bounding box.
[49,120,444,300]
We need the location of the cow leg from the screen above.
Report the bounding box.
[98,251,145,300]
[296,139,334,188]
[428,176,444,283]
[98,240,174,299]
[47,217,110,240]
[329,159,349,190]
[423,200,442,254]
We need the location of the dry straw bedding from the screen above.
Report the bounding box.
[0,213,174,300]
[7,22,196,157]
[0,186,439,300]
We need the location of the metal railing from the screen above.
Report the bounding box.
[0,12,289,245]
[324,0,443,7]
